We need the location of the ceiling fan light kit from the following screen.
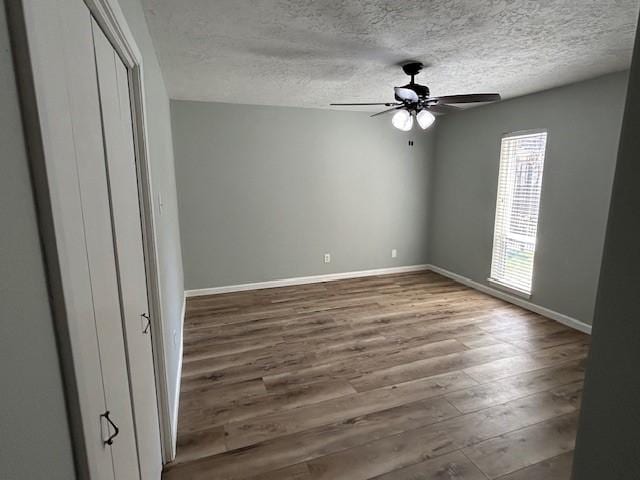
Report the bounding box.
[416,109,436,129]
[330,62,501,131]
[391,109,414,131]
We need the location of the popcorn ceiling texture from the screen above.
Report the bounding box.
[142,0,638,109]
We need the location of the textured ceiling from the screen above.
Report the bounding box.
[141,0,639,110]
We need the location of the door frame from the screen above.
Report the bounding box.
[84,0,174,463]
[7,0,175,471]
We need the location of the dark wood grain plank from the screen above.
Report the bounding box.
[305,390,577,480]
[225,370,477,449]
[446,359,586,413]
[495,451,573,480]
[463,412,578,478]
[165,272,588,480]
[165,397,459,480]
[371,451,487,480]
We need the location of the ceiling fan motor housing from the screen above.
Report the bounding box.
[396,62,430,103]
[395,83,430,103]
[401,62,424,76]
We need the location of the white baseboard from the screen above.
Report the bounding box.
[170,296,186,457]
[426,264,592,335]
[185,264,431,297]
[183,262,591,335]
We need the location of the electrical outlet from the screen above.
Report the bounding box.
[391,249,398,258]
[324,253,331,264]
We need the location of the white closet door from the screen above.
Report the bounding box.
[61,14,141,480]
[50,3,140,479]
[23,0,115,477]
[92,19,163,479]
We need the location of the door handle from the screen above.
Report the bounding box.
[141,313,151,334]
[100,410,119,446]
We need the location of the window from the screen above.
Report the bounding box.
[490,130,548,295]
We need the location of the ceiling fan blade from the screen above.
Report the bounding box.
[330,102,399,106]
[426,104,462,115]
[394,87,419,103]
[370,106,403,117]
[432,93,501,104]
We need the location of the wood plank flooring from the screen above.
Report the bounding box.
[163,271,589,480]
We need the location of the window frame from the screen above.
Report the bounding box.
[488,128,549,298]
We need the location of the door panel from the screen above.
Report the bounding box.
[23,0,115,477]
[62,17,141,480]
[92,19,163,479]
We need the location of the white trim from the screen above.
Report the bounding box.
[84,0,141,68]
[170,296,186,457]
[502,127,548,139]
[487,278,532,299]
[427,264,592,334]
[185,265,431,297]
[184,263,591,335]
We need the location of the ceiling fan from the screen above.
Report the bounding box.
[330,62,501,131]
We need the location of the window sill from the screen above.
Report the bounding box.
[487,278,532,300]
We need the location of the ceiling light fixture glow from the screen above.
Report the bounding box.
[391,109,413,131]
[417,109,436,129]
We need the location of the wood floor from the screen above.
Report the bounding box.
[163,271,589,480]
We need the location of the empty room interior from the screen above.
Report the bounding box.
[3,0,640,479]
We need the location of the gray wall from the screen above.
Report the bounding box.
[0,1,76,478]
[172,101,435,290]
[429,71,628,325]
[572,19,639,479]
[118,0,184,428]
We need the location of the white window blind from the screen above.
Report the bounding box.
[490,130,547,295]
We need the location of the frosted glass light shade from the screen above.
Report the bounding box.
[417,109,436,129]
[391,109,413,131]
